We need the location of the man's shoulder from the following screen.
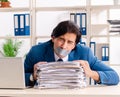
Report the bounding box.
[72,44,91,54]
[32,40,52,49]
[75,44,90,50]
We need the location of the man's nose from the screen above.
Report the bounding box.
[61,41,68,49]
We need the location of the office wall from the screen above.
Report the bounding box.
[0,0,120,65]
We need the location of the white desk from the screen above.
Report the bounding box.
[0,85,120,97]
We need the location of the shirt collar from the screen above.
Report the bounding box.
[54,52,68,62]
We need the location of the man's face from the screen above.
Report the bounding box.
[52,32,76,58]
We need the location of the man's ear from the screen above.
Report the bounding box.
[51,36,55,42]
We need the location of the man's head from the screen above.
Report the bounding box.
[51,20,81,58]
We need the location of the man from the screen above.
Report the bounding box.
[24,20,119,86]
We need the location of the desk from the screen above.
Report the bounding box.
[0,85,120,97]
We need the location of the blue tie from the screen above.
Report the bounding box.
[57,58,63,61]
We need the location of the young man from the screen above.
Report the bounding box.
[24,20,119,86]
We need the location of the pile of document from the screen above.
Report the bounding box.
[107,20,120,33]
[35,62,87,89]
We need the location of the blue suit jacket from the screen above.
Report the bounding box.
[24,40,119,86]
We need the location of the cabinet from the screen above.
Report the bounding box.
[0,0,120,66]
[90,5,120,66]
[89,1,120,66]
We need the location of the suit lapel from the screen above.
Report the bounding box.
[44,45,55,62]
[68,50,81,61]
[68,53,75,61]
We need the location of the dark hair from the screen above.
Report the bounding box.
[51,20,81,44]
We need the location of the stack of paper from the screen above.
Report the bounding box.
[35,62,87,89]
[107,20,120,33]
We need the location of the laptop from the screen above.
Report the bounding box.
[0,57,26,89]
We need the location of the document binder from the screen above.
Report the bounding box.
[80,42,86,46]
[19,14,25,35]
[102,46,106,61]
[102,46,109,61]
[81,13,87,35]
[14,13,30,36]
[24,14,30,35]
[70,13,76,23]
[74,13,87,35]
[14,14,20,36]
[80,39,86,45]
[90,42,96,56]
[105,46,109,61]
[89,78,96,85]
[89,42,96,85]
[76,13,81,28]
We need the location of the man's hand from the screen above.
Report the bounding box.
[33,62,47,80]
[74,60,100,82]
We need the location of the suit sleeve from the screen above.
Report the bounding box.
[24,47,35,86]
[87,48,119,85]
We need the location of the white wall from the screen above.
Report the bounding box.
[1,0,120,64]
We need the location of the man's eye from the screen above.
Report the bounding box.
[59,38,64,42]
[68,41,74,45]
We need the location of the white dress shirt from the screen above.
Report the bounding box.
[54,52,68,62]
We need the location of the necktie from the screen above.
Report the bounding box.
[57,58,63,61]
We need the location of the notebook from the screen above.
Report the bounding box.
[0,57,26,89]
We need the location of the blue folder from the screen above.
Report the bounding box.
[19,14,25,35]
[14,13,30,36]
[24,14,30,35]
[81,13,87,35]
[14,14,20,36]
[102,46,109,61]
[90,42,96,56]
[75,13,87,35]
